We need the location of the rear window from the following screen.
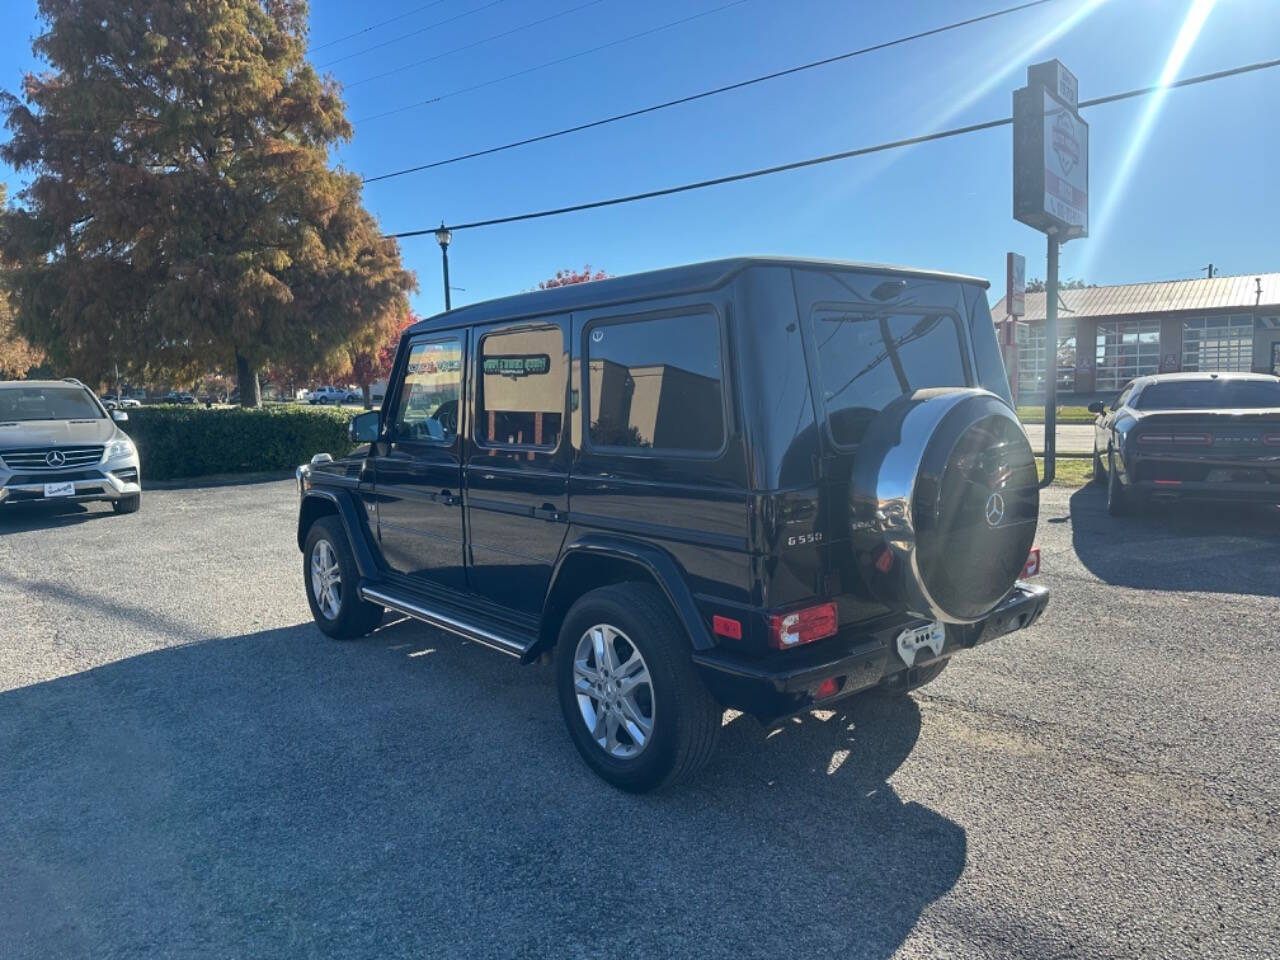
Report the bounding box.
[1137,380,1280,410]
[0,386,104,422]
[813,307,968,445]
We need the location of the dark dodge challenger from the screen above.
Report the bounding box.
[1091,372,1280,515]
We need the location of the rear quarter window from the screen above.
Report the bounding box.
[812,306,969,446]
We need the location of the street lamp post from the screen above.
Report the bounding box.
[434,223,452,312]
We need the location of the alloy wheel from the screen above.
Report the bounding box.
[310,539,342,619]
[572,624,655,759]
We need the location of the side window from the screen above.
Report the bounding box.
[477,325,565,448]
[1113,383,1134,410]
[585,310,725,454]
[390,338,463,443]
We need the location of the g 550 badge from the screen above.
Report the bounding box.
[786,532,823,548]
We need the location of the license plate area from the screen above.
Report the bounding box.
[896,621,945,667]
[43,481,76,498]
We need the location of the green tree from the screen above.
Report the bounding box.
[0,0,414,406]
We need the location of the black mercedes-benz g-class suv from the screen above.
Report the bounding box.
[296,257,1048,791]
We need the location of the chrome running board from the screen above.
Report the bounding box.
[360,585,532,658]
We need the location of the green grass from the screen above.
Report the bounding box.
[1036,457,1093,487]
[1018,405,1095,424]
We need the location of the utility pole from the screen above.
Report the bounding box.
[1202,263,1217,278]
[1044,233,1059,472]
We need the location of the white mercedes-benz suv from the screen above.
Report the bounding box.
[0,378,142,514]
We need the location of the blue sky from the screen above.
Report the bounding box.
[1,0,1277,317]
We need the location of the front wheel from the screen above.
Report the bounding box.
[555,583,721,792]
[303,516,383,639]
[112,493,141,514]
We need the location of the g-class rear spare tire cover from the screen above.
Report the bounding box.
[849,388,1038,623]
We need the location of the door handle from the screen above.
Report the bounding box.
[533,503,563,522]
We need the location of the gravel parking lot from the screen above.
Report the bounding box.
[1,481,1277,959]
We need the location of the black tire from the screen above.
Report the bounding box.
[112,493,141,514]
[555,583,721,792]
[879,659,949,695]
[1107,450,1131,516]
[1092,448,1106,485]
[303,516,383,639]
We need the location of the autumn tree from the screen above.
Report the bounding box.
[0,186,44,380]
[539,266,609,289]
[348,310,417,407]
[0,0,414,406]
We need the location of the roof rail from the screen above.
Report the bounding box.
[61,377,84,385]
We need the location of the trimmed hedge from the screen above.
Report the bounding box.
[122,405,356,481]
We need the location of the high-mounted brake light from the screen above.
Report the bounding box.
[1021,547,1041,579]
[768,602,838,650]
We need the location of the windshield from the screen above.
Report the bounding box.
[0,386,105,422]
[814,308,969,445]
[1137,380,1280,410]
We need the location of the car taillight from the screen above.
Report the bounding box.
[768,602,838,649]
[1138,433,1171,444]
[1020,547,1041,579]
[1264,433,1280,447]
[1172,433,1212,445]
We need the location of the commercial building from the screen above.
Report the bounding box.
[991,272,1280,403]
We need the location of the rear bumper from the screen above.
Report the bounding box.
[1127,452,1280,501]
[693,582,1050,721]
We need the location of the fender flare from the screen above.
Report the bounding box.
[298,488,380,580]
[540,534,716,653]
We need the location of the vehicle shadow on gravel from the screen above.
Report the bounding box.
[1068,485,1280,596]
[0,500,112,532]
[0,612,961,960]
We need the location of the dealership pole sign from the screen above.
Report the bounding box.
[1013,60,1088,240]
[1006,252,1026,317]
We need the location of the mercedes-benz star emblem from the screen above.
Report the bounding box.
[984,492,1005,527]
[45,450,67,467]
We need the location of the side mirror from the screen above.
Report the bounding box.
[1087,401,1106,415]
[112,409,129,422]
[349,409,380,443]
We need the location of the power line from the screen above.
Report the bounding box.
[353,0,753,124]
[362,0,1058,183]
[346,0,610,91]
[384,57,1280,238]
[319,0,510,68]
[309,0,452,53]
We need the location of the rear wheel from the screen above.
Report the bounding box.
[112,493,141,514]
[555,583,721,792]
[303,516,383,639]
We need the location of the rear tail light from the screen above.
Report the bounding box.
[1020,546,1041,579]
[1264,433,1280,447]
[711,615,742,640]
[1138,433,1171,444]
[768,602,838,649]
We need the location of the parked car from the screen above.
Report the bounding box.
[307,386,361,405]
[295,257,1048,791]
[162,391,197,404]
[0,378,142,513]
[1091,371,1280,515]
